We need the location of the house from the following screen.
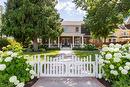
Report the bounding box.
[106,17,130,43]
[47,21,90,48]
[48,19,130,48]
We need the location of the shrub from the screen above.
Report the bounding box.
[100,43,130,87]
[0,44,36,87]
[0,38,10,50]
[46,47,60,51]
[73,44,97,51]
[84,44,97,50]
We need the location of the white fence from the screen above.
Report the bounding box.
[29,55,103,78]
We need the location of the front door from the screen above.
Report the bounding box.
[61,37,71,47]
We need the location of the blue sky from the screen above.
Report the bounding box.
[0,0,85,21]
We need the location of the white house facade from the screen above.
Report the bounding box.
[47,21,90,48]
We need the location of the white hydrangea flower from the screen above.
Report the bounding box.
[9,76,17,83]
[114,44,122,48]
[126,54,130,59]
[11,53,17,58]
[31,75,35,79]
[29,70,36,75]
[110,70,114,74]
[16,82,25,87]
[104,60,110,63]
[113,57,121,62]
[121,69,128,75]
[113,48,119,52]
[114,53,122,58]
[124,66,130,70]
[105,53,112,59]
[14,80,20,85]
[108,48,114,52]
[125,62,130,67]
[110,70,118,75]
[7,51,13,55]
[5,57,13,62]
[110,64,114,69]
[109,43,114,47]
[102,47,109,52]
[113,70,118,76]
[0,64,6,71]
[119,66,123,71]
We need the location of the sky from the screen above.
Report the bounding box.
[0,0,85,21]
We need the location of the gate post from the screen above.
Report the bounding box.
[95,54,99,78]
[37,55,41,78]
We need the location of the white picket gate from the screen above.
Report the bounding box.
[29,55,103,78]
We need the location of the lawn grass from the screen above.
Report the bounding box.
[24,50,60,61]
[74,50,100,61]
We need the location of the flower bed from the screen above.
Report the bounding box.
[0,42,36,87]
[99,43,130,87]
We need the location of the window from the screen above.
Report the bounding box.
[122,31,128,36]
[75,27,79,32]
[64,27,69,33]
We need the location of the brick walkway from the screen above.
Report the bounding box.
[32,77,105,87]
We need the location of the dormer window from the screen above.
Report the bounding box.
[75,27,79,32]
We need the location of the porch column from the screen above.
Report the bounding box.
[72,36,74,47]
[81,35,84,47]
[48,38,50,48]
[58,37,60,48]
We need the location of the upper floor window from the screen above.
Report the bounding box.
[122,31,128,36]
[75,27,79,32]
[64,27,69,33]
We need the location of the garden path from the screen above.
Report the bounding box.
[32,77,105,87]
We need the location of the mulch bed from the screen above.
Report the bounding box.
[97,78,111,87]
[24,77,38,87]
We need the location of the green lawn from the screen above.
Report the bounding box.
[74,50,100,61]
[24,50,60,61]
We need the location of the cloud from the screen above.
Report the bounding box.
[55,0,86,15]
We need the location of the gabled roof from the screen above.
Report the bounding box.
[61,21,84,26]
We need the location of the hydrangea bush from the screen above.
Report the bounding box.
[0,42,36,87]
[100,43,130,86]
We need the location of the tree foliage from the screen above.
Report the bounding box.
[2,0,63,49]
[74,0,130,40]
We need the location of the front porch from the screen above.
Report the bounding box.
[48,35,87,48]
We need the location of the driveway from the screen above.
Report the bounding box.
[32,77,105,87]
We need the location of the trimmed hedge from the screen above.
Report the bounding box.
[46,47,60,50]
[73,44,98,51]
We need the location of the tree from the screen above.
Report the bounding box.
[2,0,63,51]
[74,0,130,41]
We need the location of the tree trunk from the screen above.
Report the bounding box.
[104,38,107,43]
[33,38,38,52]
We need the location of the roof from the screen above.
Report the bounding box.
[61,21,84,26]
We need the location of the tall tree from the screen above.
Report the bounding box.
[74,0,130,41]
[2,0,63,51]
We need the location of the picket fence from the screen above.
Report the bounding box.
[29,54,103,78]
